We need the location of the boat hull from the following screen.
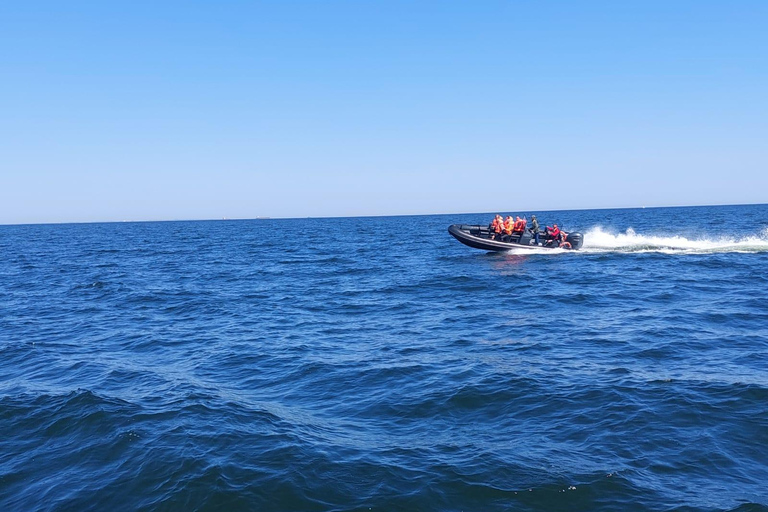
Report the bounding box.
[448,224,583,252]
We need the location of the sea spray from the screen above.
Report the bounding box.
[580,226,768,253]
[504,226,768,255]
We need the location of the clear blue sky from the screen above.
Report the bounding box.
[1,1,766,224]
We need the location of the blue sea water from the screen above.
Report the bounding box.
[1,204,767,512]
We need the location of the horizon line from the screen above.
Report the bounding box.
[1,201,766,227]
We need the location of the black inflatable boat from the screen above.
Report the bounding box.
[448,224,584,251]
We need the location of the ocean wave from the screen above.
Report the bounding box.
[3,207,768,511]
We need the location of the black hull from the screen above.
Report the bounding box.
[448,224,583,252]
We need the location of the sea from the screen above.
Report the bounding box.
[1,203,767,512]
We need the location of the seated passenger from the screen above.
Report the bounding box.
[503,216,514,239]
[490,214,503,239]
[545,224,560,246]
[513,216,526,233]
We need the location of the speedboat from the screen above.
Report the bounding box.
[448,224,584,251]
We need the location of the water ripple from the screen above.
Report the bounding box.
[1,206,767,511]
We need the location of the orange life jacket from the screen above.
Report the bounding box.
[513,219,523,232]
[493,218,503,233]
[504,218,514,235]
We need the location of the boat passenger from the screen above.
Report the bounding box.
[545,224,560,246]
[513,216,527,233]
[490,215,503,239]
[529,215,540,245]
[503,216,514,239]
[496,214,505,239]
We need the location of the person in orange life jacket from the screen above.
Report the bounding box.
[490,214,503,239]
[513,216,527,233]
[503,216,514,238]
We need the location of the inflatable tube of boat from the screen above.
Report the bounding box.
[448,224,585,251]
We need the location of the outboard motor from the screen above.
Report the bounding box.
[565,232,584,250]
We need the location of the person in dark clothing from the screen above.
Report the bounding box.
[529,215,540,245]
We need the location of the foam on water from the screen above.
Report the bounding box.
[506,246,572,256]
[580,226,768,254]
[507,226,768,255]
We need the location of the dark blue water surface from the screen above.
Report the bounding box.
[1,204,768,511]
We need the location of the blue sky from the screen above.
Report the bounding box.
[1,1,766,224]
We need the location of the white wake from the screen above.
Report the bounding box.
[580,226,768,254]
